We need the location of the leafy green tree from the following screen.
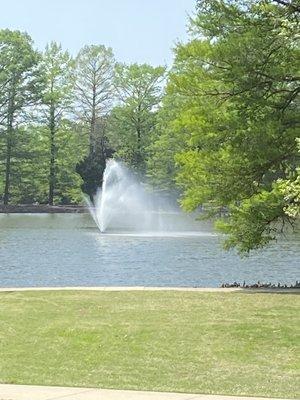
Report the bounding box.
[277,139,300,219]
[155,0,299,252]
[11,121,87,205]
[146,94,188,191]
[5,125,49,204]
[109,63,165,172]
[50,120,87,204]
[74,45,115,198]
[76,116,113,198]
[40,41,75,205]
[0,29,42,204]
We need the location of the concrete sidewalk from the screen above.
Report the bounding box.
[0,384,290,400]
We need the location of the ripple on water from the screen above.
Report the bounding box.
[0,214,299,288]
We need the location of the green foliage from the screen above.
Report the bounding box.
[40,42,75,204]
[74,44,115,147]
[74,45,115,197]
[216,188,287,253]
[146,94,188,191]
[0,38,85,205]
[41,42,74,111]
[277,139,300,218]
[0,29,43,204]
[7,125,49,204]
[278,175,300,218]
[0,29,42,116]
[150,0,300,252]
[76,117,113,199]
[7,122,87,204]
[109,63,165,172]
[52,121,87,204]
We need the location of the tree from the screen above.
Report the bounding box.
[277,139,300,219]
[40,41,75,205]
[49,120,88,204]
[109,63,165,172]
[74,45,115,198]
[76,116,113,198]
[2,125,48,204]
[146,93,187,191]
[0,29,42,204]
[153,0,299,252]
[6,121,87,205]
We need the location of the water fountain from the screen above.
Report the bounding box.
[86,159,205,234]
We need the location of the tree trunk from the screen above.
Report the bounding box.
[90,82,96,153]
[137,124,142,165]
[3,93,14,205]
[136,103,142,167]
[48,103,56,205]
[3,133,12,205]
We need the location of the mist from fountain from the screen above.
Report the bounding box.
[87,159,210,235]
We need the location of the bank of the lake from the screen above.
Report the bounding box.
[0,290,298,398]
[0,205,86,213]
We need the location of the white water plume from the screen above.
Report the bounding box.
[87,159,207,234]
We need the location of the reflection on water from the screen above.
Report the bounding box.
[0,214,299,287]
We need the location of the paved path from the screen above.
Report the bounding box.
[0,286,298,293]
[0,384,290,400]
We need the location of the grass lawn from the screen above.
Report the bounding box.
[0,290,299,398]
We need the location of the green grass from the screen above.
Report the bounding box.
[0,290,299,398]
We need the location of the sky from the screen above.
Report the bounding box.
[0,0,196,66]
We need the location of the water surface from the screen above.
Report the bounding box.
[0,214,299,287]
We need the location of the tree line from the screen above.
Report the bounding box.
[0,0,299,253]
[0,33,165,205]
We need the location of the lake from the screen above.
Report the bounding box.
[0,213,299,287]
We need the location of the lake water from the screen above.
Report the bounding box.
[0,214,299,288]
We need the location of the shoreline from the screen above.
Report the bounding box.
[0,204,87,213]
[0,286,299,293]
